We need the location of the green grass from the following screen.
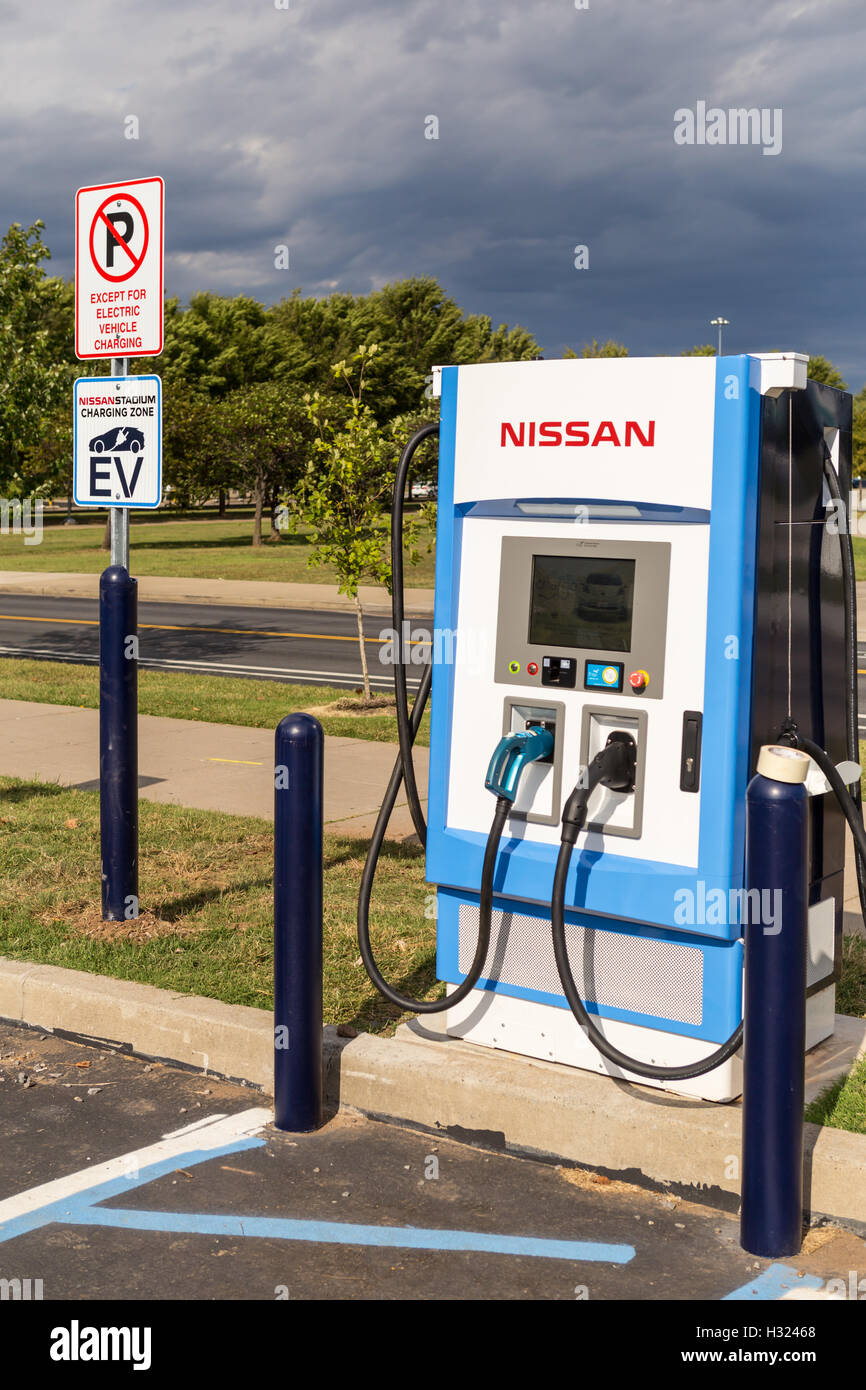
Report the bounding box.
[852,536,866,581]
[806,1055,866,1134]
[837,933,866,1019]
[0,776,437,1033]
[0,658,430,747]
[0,512,436,587]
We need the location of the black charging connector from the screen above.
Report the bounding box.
[560,732,637,845]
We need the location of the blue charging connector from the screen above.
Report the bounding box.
[484,726,555,803]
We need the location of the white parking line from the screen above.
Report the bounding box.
[0,1106,271,1227]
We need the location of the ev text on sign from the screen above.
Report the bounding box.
[75,177,164,360]
[73,376,163,509]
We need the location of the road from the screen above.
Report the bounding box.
[0,593,423,693]
[0,594,862,718]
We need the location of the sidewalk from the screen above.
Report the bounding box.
[0,698,427,839]
[0,570,435,617]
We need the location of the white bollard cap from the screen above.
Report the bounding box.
[756,744,811,783]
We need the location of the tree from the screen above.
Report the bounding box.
[265,289,357,392]
[852,387,866,480]
[681,344,716,356]
[0,222,73,492]
[294,346,422,698]
[141,292,276,399]
[22,407,72,500]
[564,339,629,358]
[218,383,310,546]
[161,383,224,508]
[807,355,847,390]
[343,276,540,418]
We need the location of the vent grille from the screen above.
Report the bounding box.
[457,903,703,1025]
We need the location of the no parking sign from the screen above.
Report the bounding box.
[75,176,164,360]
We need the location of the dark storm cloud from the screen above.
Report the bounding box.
[2,0,865,381]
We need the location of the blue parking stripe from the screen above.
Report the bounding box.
[65,1204,636,1263]
[2,1132,634,1265]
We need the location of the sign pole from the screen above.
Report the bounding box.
[108,356,131,568]
[76,179,163,924]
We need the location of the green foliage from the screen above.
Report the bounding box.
[218,382,311,544]
[681,344,716,356]
[140,292,275,398]
[805,1054,866,1134]
[7,218,866,521]
[294,346,428,694]
[297,347,403,595]
[0,222,74,489]
[807,355,847,390]
[22,407,72,498]
[853,387,866,480]
[564,339,629,358]
[339,276,539,417]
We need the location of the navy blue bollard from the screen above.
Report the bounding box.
[740,745,811,1257]
[100,565,139,922]
[274,713,324,1132]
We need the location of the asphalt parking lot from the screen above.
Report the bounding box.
[2,1023,864,1304]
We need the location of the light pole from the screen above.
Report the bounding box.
[711,317,730,357]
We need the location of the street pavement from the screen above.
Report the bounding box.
[2,1023,862,1303]
[0,592,425,692]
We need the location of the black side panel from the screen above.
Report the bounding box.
[751,379,852,979]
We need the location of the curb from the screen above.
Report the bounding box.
[1,956,864,1229]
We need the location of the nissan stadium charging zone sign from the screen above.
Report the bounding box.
[75,177,164,359]
[73,376,163,508]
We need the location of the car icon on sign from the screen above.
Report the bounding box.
[89,426,144,454]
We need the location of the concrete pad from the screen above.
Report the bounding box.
[0,698,428,839]
[803,1014,866,1103]
[1,956,864,1229]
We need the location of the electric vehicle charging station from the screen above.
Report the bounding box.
[359,351,857,1107]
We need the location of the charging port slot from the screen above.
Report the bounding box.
[578,706,648,839]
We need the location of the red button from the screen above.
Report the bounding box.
[527,662,538,676]
[628,669,649,692]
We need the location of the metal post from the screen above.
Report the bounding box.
[274,713,324,1132]
[99,565,139,921]
[740,745,810,1257]
[110,357,130,569]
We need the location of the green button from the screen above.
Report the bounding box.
[508,660,521,674]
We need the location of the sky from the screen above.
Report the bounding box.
[2,0,866,383]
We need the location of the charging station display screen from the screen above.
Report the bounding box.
[528,554,636,651]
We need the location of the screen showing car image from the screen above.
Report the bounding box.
[528,554,636,652]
